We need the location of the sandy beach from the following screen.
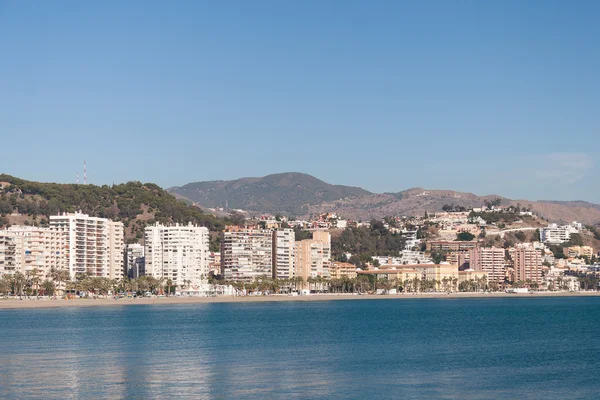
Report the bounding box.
[1,291,599,309]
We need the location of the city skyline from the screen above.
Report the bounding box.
[1,1,599,202]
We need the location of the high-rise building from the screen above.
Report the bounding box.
[144,222,209,288]
[272,228,295,279]
[468,247,506,283]
[0,234,16,277]
[126,243,145,278]
[220,227,273,281]
[0,226,64,277]
[294,231,331,284]
[49,212,124,280]
[512,248,542,284]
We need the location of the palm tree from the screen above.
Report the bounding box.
[165,278,173,296]
[50,268,70,295]
[26,268,42,295]
[11,272,27,297]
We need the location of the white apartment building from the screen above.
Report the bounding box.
[220,227,273,281]
[272,228,295,279]
[540,223,580,244]
[294,231,331,283]
[126,243,145,279]
[1,226,64,277]
[468,247,506,283]
[50,212,124,280]
[144,222,209,288]
[0,234,16,276]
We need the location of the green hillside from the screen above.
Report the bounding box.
[0,174,228,245]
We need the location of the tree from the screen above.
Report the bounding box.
[41,279,55,296]
[456,231,475,241]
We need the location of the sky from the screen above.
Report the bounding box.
[1,0,599,202]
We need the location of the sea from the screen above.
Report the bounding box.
[1,297,599,399]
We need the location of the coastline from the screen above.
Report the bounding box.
[1,291,599,309]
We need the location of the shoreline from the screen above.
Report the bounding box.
[1,291,599,309]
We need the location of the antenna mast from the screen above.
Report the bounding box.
[84,160,87,185]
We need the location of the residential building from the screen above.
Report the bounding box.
[294,231,331,284]
[207,252,221,276]
[511,248,543,284]
[468,247,506,283]
[272,228,295,279]
[446,251,470,270]
[540,223,580,244]
[427,241,478,252]
[126,243,145,279]
[221,227,273,281]
[1,226,64,277]
[0,234,16,276]
[145,222,210,288]
[329,262,357,279]
[359,263,459,291]
[49,212,124,280]
[564,246,594,258]
[458,269,488,284]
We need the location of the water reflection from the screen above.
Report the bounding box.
[1,299,599,399]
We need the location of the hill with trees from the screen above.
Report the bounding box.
[0,174,229,247]
[169,172,372,215]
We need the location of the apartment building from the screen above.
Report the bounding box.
[0,234,16,276]
[540,223,580,244]
[0,226,64,277]
[446,251,470,270]
[144,222,209,288]
[126,243,145,279]
[330,262,358,279]
[207,252,221,276]
[272,228,295,279]
[468,247,506,283]
[511,248,542,284]
[426,241,478,252]
[294,231,331,283]
[220,227,273,281]
[49,212,124,279]
[563,246,594,258]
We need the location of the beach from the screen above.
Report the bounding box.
[1,291,599,309]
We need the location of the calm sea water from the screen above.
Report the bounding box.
[1,297,599,399]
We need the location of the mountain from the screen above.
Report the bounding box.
[0,174,228,245]
[169,172,371,215]
[170,173,600,225]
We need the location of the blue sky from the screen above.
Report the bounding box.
[1,0,599,202]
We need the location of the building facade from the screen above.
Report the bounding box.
[126,243,145,279]
[468,247,506,283]
[512,248,542,284]
[330,262,358,279]
[220,227,273,281]
[1,226,64,278]
[294,231,331,284]
[144,222,209,288]
[49,212,124,279]
[272,228,295,279]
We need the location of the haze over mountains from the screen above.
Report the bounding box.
[169,173,600,224]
